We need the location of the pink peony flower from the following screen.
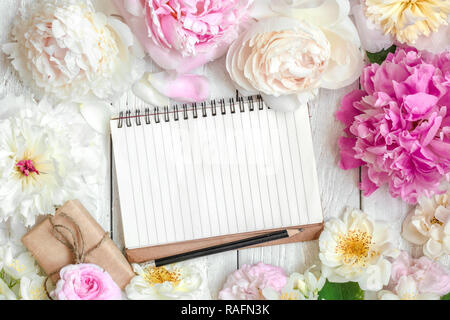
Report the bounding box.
[51,264,122,300]
[337,47,450,204]
[389,251,450,296]
[114,0,253,74]
[114,0,252,102]
[218,262,287,300]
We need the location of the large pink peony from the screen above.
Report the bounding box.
[114,0,252,74]
[337,47,450,204]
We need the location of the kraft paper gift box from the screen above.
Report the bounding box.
[22,200,135,289]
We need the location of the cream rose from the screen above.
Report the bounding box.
[402,190,450,260]
[235,0,364,111]
[227,17,330,98]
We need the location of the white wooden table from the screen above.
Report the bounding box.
[1,0,446,300]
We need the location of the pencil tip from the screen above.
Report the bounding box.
[287,228,304,237]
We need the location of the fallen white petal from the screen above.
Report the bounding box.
[79,100,112,135]
[132,75,171,107]
[261,93,303,112]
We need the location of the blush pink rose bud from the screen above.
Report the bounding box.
[219,262,287,300]
[390,251,450,296]
[51,264,123,300]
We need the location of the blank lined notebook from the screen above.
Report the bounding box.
[111,96,324,263]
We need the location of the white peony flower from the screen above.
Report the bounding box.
[351,0,450,54]
[377,276,441,300]
[319,208,399,291]
[19,274,49,300]
[262,266,325,300]
[350,3,394,53]
[402,190,450,260]
[126,259,211,300]
[239,0,364,111]
[0,94,104,226]
[0,278,16,300]
[2,0,145,103]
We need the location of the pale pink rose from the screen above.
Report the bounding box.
[390,252,450,296]
[219,262,287,300]
[51,264,122,300]
[114,0,252,103]
[114,0,253,74]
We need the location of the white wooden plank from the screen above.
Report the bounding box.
[0,0,28,99]
[238,84,361,274]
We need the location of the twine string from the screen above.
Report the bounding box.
[43,212,109,300]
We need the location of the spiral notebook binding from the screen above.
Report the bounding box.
[116,95,264,128]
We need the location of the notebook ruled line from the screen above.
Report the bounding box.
[124,124,141,245]
[292,112,310,223]
[133,124,150,245]
[142,126,159,244]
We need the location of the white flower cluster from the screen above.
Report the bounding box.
[263,266,326,300]
[0,222,48,300]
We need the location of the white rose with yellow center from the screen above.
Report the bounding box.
[2,0,145,103]
[126,259,211,300]
[19,274,49,300]
[319,208,399,291]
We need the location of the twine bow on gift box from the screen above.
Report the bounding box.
[44,212,109,299]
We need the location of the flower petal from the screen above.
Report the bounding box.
[321,22,365,90]
[261,93,302,112]
[148,72,210,103]
[350,4,394,53]
[79,100,112,135]
[270,0,351,28]
[132,75,171,107]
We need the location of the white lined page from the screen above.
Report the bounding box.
[111,100,323,249]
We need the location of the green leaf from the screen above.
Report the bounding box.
[366,45,397,65]
[441,293,450,300]
[318,280,364,300]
